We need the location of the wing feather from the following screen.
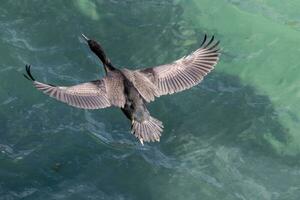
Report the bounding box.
[138,35,220,95]
[33,80,111,109]
[24,65,126,109]
[120,69,159,102]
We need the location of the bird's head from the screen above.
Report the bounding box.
[81,33,103,53]
[81,34,114,73]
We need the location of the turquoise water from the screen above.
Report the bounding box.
[1,0,300,199]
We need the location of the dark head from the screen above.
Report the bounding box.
[82,34,105,58]
[81,34,115,73]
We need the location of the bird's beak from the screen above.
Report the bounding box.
[81,33,89,42]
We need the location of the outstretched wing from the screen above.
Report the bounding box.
[24,65,125,109]
[138,35,220,96]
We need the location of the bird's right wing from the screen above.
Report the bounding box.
[24,65,125,109]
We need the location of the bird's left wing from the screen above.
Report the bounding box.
[137,35,220,96]
[23,65,118,109]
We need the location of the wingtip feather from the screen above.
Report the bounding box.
[24,64,35,81]
[200,34,207,47]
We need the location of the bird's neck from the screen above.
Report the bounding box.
[92,46,116,73]
[104,63,115,74]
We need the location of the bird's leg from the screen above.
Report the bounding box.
[130,119,135,133]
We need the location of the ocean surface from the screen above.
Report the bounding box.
[1,0,300,199]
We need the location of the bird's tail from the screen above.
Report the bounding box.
[131,116,164,145]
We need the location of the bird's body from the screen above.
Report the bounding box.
[24,34,220,144]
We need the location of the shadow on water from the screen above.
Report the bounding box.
[161,72,289,154]
[1,0,300,200]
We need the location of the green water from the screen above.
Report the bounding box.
[1,0,300,199]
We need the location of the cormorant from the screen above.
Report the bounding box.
[24,34,220,144]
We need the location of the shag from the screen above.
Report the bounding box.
[24,34,220,144]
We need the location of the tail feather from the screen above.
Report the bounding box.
[132,116,164,144]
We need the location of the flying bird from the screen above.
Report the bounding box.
[24,34,220,144]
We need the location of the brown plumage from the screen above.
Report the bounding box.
[24,34,220,144]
